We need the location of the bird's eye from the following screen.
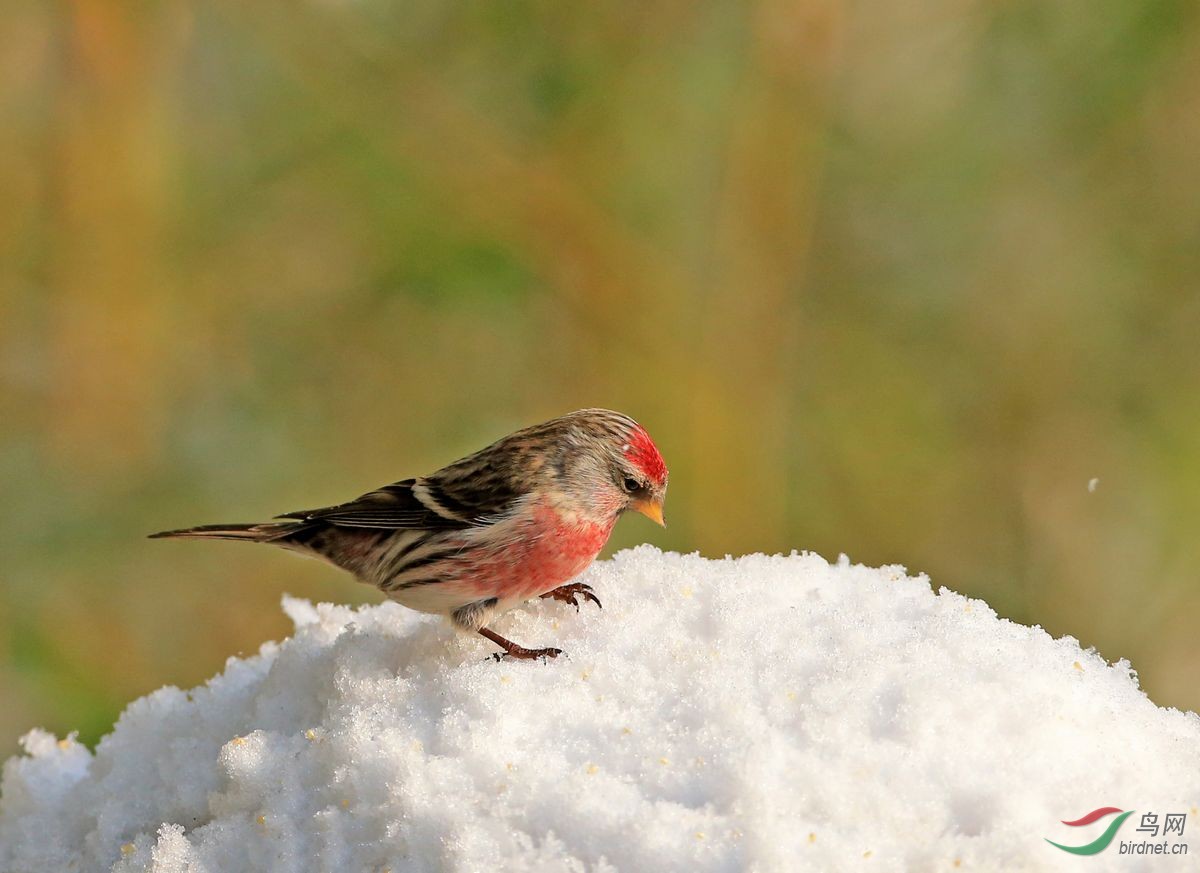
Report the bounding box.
[623,477,641,493]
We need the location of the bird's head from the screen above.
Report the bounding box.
[555,409,669,527]
[615,422,669,527]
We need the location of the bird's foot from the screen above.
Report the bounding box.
[478,627,563,663]
[539,582,602,611]
[490,645,564,663]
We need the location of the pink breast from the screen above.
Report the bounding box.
[471,504,614,601]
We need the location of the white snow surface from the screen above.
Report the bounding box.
[2,547,1198,872]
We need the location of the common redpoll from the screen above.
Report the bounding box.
[150,409,668,661]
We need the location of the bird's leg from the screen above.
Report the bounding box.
[478,627,563,662]
[539,582,602,611]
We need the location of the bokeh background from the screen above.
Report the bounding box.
[3,0,1199,755]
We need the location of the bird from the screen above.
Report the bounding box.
[150,409,668,661]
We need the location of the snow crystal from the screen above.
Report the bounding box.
[1,548,1197,872]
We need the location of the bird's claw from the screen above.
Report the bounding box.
[490,646,563,663]
[540,582,602,611]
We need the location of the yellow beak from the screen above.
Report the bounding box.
[632,496,666,527]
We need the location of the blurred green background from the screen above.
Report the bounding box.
[2,0,1199,755]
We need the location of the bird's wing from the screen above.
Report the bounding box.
[276,468,520,531]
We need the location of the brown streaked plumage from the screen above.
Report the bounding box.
[151,409,668,661]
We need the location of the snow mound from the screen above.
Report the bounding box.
[2,548,1198,872]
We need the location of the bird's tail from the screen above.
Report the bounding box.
[148,521,301,542]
